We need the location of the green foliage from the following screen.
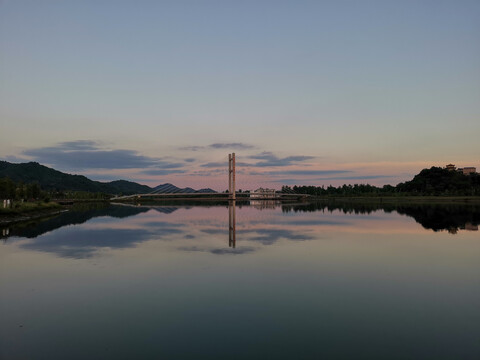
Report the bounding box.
[0,200,61,215]
[396,167,479,195]
[282,167,480,197]
[0,161,152,195]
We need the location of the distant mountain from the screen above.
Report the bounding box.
[0,161,216,195]
[150,183,216,194]
[197,188,217,193]
[107,180,152,195]
[0,161,152,195]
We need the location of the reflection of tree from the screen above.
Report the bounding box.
[282,201,480,234]
[1,203,150,240]
[395,205,480,233]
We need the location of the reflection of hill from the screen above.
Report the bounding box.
[395,205,480,233]
[1,203,150,239]
[282,201,480,233]
[151,207,179,214]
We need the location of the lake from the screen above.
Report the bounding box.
[1,201,479,359]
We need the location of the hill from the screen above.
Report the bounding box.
[0,161,151,195]
[150,183,217,194]
[0,161,216,195]
[397,167,480,195]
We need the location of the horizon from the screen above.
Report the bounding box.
[1,158,477,193]
[1,1,479,190]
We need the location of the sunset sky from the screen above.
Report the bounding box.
[1,0,479,191]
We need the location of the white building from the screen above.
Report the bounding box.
[250,188,277,199]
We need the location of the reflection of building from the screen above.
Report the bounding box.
[250,188,277,199]
[465,223,478,231]
[250,200,279,210]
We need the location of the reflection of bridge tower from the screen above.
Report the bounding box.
[229,202,236,248]
[228,153,236,200]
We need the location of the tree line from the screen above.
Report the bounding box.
[282,167,480,197]
[0,177,109,201]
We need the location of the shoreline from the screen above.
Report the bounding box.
[0,205,68,226]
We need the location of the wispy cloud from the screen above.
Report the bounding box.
[248,152,315,167]
[142,169,186,175]
[179,146,204,151]
[268,170,351,176]
[273,174,394,184]
[200,161,251,168]
[179,142,255,151]
[316,175,393,180]
[20,140,186,173]
[209,143,254,150]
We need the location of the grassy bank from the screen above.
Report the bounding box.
[0,201,62,216]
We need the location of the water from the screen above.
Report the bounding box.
[1,201,479,359]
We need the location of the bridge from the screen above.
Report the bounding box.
[112,153,309,202]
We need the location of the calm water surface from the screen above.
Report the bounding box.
[1,202,479,359]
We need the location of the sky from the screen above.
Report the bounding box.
[1,0,479,191]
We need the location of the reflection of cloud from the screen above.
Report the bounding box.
[200,226,315,246]
[20,225,184,259]
[210,247,256,255]
[249,229,314,245]
[21,140,185,172]
[20,229,153,258]
[178,245,257,255]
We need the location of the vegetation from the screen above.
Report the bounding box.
[0,200,62,216]
[281,200,480,234]
[0,161,152,195]
[283,167,480,197]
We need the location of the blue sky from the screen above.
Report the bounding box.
[1,0,479,190]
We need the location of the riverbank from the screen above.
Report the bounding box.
[0,202,66,225]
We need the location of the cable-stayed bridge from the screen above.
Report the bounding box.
[112,153,309,201]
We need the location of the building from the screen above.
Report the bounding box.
[462,167,476,175]
[250,188,277,199]
[446,164,476,175]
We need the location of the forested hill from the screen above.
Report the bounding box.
[396,167,479,195]
[0,161,152,195]
[284,167,480,196]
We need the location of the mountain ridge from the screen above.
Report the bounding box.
[0,161,216,195]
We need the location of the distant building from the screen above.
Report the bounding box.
[462,167,476,175]
[250,188,277,199]
[446,164,476,175]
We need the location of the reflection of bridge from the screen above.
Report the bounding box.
[113,153,309,202]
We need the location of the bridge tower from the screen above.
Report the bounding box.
[228,153,236,247]
[228,153,236,200]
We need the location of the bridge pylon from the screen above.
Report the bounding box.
[228,153,236,201]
